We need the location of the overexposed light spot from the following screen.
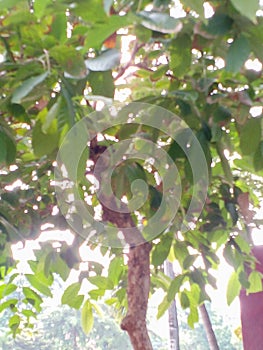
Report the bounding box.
[95,100,105,111]
[115,88,132,102]
[52,205,59,215]
[215,57,225,69]
[53,82,61,93]
[52,241,62,249]
[94,204,102,220]
[120,35,136,64]
[121,195,128,203]
[9,165,18,171]
[245,58,262,72]
[145,4,153,11]
[117,231,125,240]
[250,106,263,117]
[204,2,215,18]
[5,179,23,191]
[224,149,230,158]
[170,0,186,18]
[158,55,168,65]
[39,229,74,245]
[97,133,104,141]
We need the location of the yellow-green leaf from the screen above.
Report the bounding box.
[81,299,94,334]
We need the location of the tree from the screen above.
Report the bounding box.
[1,0,263,349]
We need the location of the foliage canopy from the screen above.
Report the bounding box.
[0,0,263,345]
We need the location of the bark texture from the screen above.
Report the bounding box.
[121,242,153,350]
[199,304,219,350]
[90,139,153,350]
[102,203,153,350]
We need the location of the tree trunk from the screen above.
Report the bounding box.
[164,260,180,350]
[199,304,220,350]
[121,242,153,350]
[90,140,153,350]
[101,199,153,349]
[101,201,153,349]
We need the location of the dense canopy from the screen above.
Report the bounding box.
[0,0,263,348]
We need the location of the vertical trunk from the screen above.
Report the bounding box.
[199,304,220,350]
[165,260,180,350]
[101,199,153,350]
[91,141,153,350]
[121,242,153,350]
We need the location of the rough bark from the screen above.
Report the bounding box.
[165,260,180,350]
[90,139,153,350]
[199,304,220,350]
[102,203,153,350]
[120,242,153,350]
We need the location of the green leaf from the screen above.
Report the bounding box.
[226,272,241,305]
[22,309,37,319]
[42,101,60,133]
[240,118,261,155]
[180,291,190,309]
[170,34,192,77]
[81,299,94,334]
[152,233,173,267]
[204,13,233,35]
[0,133,7,164]
[88,276,113,290]
[108,257,124,286]
[51,13,67,42]
[234,236,251,254]
[61,282,84,309]
[230,0,259,23]
[254,141,263,171]
[157,296,171,319]
[134,24,152,42]
[32,119,58,158]
[246,23,263,63]
[183,254,198,270]
[167,275,185,302]
[85,49,120,71]
[174,241,189,267]
[0,298,18,313]
[188,306,199,328]
[248,271,263,293]
[0,283,17,299]
[25,274,52,297]
[49,46,86,78]
[226,36,250,73]
[23,287,43,312]
[151,272,171,291]
[88,70,115,98]
[50,253,70,281]
[11,72,48,104]
[85,15,130,49]
[34,0,50,19]
[138,11,182,34]
[0,127,16,165]
[9,314,20,332]
[0,0,21,9]
[0,216,21,241]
